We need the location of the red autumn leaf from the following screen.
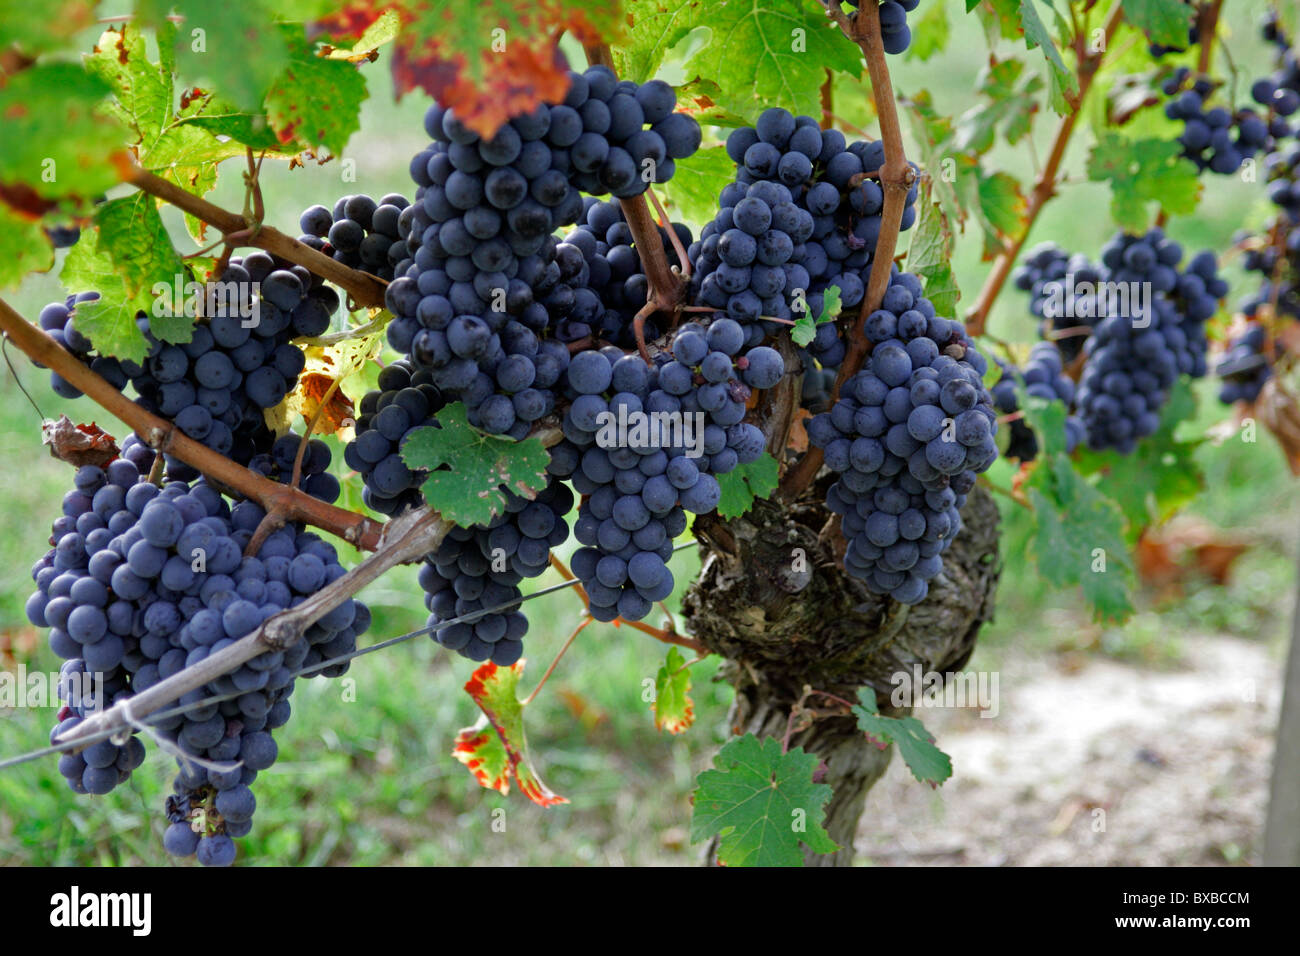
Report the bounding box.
[452,660,567,807]
[314,0,623,140]
[42,416,120,467]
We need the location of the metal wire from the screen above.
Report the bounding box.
[0,541,698,772]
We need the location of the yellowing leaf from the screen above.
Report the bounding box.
[452,660,567,808]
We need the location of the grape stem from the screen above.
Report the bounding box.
[1195,0,1223,77]
[0,294,389,550]
[521,616,592,706]
[547,553,707,653]
[126,163,389,310]
[779,0,914,500]
[964,3,1126,337]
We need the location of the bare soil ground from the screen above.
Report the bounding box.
[854,635,1282,866]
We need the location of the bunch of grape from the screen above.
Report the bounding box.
[807,273,997,604]
[419,480,573,665]
[28,430,369,865]
[38,258,320,477]
[559,198,692,348]
[1238,140,1300,321]
[1010,242,1103,361]
[544,324,776,621]
[1072,229,1224,452]
[692,108,918,392]
[298,192,413,282]
[1216,322,1274,405]
[1162,70,1273,175]
[990,343,1086,462]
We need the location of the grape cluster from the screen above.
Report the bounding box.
[808,273,998,604]
[298,192,413,282]
[39,257,320,476]
[1216,322,1273,405]
[1163,70,1274,175]
[28,431,369,865]
[419,480,573,665]
[157,494,369,866]
[692,108,918,392]
[1011,242,1103,361]
[990,343,1085,462]
[544,324,776,621]
[1072,229,1224,452]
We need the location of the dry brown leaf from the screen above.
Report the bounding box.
[42,416,119,467]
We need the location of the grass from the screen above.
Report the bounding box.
[1,2,1297,866]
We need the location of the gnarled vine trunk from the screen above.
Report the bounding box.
[684,481,1001,865]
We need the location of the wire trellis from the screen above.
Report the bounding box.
[0,541,697,773]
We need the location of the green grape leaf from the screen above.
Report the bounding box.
[716,452,781,519]
[656,144,736,227]
[402,403,551,527]
[0,204,54,289]
[679,0,862,119]
[1121,0,1194,48]
[906,0,950,61]
[674,78,758,127]
[1073,379,1204,541]
[0,64,125,202]
[59,239,150,363]
[615,0,702,84]
[321,8,402,59]
[852,688,953,788]
[690,734,837,866]
[1086,133,1202,233]
[955,56,1043,153]
[139,0,291,111]
[792,284,840,347]
[1025,451,1136,624]
[265,29,368,156]
[84,25,173,145]
[908,180,961,318]
[1018,0,1077,114]
[92,194,190,345]
[452,660,567,807]
[900,91,967,234]
[85,24,247,243]
[976,170,1027,247]
[652,646,695,734]
[178,95,285,152]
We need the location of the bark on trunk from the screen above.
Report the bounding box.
[685,479,1000,865]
